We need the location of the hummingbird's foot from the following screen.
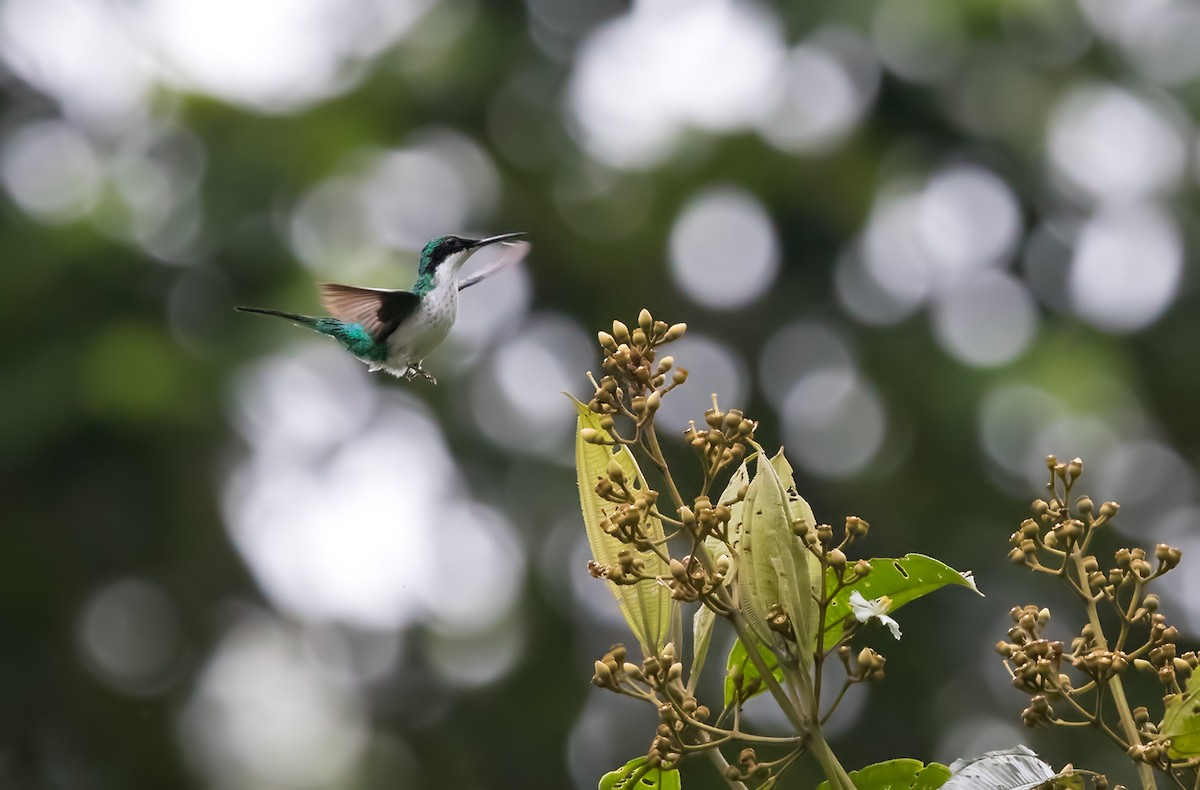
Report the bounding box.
[404,363,438,385]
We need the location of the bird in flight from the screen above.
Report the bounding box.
[237,232,529,384]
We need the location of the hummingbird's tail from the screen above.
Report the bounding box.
[235,306,322,328]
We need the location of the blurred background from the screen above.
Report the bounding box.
[1,0,1198,787]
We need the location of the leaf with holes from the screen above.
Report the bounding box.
[738,447,816,668]
[723,637,785,708]
[821,554,980,650]
[599,757,682,790]
[1161,669,1200,757]
[816,758,950,790]
[572,398,674,656]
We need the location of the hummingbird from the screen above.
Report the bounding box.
[236,232,529,384]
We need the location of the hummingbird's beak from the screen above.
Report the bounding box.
[470,231,526,249]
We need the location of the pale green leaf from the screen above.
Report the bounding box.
[1161,669,1200,757]
[740,446,816,671]
[572,399,673,656]
[816,758,950,790]
[705,460,749,571]
[689,604,716,692]
[599,757,682,790]
[723,637,784,708]
[821,554,980,650]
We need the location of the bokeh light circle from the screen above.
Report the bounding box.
[77,578,184,696]
[781,369,886,479]
[669,186,780,310]
[1069,205,1183,333]
[931,270,1038,367]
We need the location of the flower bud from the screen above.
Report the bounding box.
[593,660,613,687]
[638,308,654,334]
[664,323,687,342]
[1099,501,1120,519]
[597,331,618,351]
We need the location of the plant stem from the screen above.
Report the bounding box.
[1071,550,1157,790]
[705,745,748,789]
[785,663,855,790]
[641,421,686,512]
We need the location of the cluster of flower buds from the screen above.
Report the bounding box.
[765,603,794,639]
[586,310,688,441]
[592,643,634,691]
[1132,613,1198,690]
[678,494,733,543]
[726,661,764,702]
[594,460,662,551]
[667,553,730,602]
[722,747,771,782]
[1021,693,1056,727]
[683,401,756,476]
[1007,457,1122,568]
[587,549,649,586]
[996,606,1069,696]
[1127,742,1168,766]
[594,642,711,769]
[846,646,886,682]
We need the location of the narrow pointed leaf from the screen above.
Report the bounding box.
[740,446,816,670]
[599,757,682,790]
[705,460,749,570]
[1160,669,1200,757]
[723,637,785,708]
[690,604,716,691]
[816,758,950,790]
[573,399,673,656]
[821,554,981,650]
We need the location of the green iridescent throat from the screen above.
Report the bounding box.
[413,270,435,297]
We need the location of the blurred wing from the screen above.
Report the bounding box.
[319,284,420,341]
[458,241,531,291]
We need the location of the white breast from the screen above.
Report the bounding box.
[385,276,458,368]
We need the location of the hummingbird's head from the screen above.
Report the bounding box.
[417,232,526,277]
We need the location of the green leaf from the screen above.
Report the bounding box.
[816,758,950,790]
[689,604,716,691]
[572,398,674,656]
[822,554,981,649]
[723,637,784,708]
[739,447,816,669]
[1161,669,1200,757]
[599,757,682,790]
[705,460,750,570]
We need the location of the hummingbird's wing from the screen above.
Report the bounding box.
[458,240,531,291]
[319,284,420,341]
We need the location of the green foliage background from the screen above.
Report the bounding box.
[1,0,1198,787]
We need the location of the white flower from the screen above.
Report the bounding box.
[848,590,902,640]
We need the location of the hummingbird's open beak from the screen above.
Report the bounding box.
[471,231,526,248]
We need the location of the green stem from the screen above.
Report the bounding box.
[704,745,747,789]
[785,663,855,790]
[1071,550,1156,790]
